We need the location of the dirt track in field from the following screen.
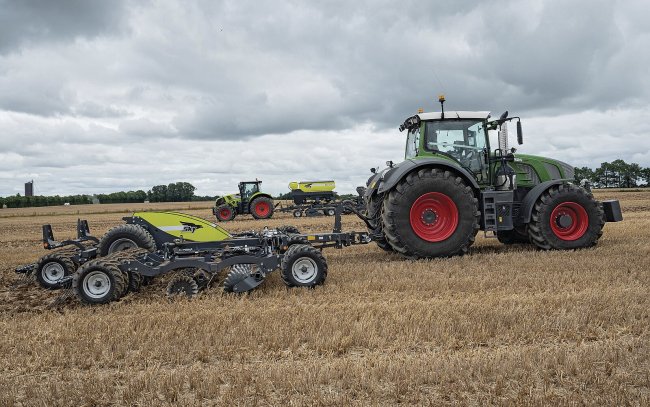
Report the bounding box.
[1,190,648,406]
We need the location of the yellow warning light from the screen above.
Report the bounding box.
[438,94,445,103]
[417,108,424,113]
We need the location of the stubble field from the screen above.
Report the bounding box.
[0,190,648,406]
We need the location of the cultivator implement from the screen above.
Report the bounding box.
[16,203,371,305]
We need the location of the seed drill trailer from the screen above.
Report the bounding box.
[16,206,371,305]
[364,96,623,259]
[276,181,366,218]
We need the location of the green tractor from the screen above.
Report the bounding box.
[365,96,623,259]
[213,180,275,221]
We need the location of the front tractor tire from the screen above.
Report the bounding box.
[215,205,236,222]
[98,224,157,256]
[527,183,604,250]
[250,196,274,219]
[382,169,479,259]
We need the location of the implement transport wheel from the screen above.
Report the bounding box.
[98,224,156,256]
[366,193,393,252]
[280,244,327,288]
[382,169,479,259]
[166,275,199,298]
[528,183,604,250]
[250,196,274,219]
[324,208,335,216]
[293,209,303,218]
[36,252,76,289]
[215,205,235,222]
[72,259,126,304]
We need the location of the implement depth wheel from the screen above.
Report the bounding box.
[250,196,274,219]
[215,205,235,222]
[382,169,479,259]
[527,183,604,250]
[72,259,126,304]
[280,244,327,288]
[36,252,76,289]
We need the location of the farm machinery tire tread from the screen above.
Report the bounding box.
[98,224,156,256]
[250,196,274,219]
[381,168,479,259]
[280,244,327,288]
[36,252,76,289]
[72,259,127,304]
[365,193,393,252]
[215,205,236,222]
[527,183,604,250]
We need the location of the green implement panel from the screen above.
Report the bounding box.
[133,211,231,241]
[288,181,336,192]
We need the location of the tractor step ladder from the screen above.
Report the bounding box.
[481,190,514,238]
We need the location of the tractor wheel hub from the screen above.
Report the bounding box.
[421,209,437,225]
[556,213,573,228]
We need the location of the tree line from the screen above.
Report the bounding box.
[0,182,215,208]
[574,159,650,188]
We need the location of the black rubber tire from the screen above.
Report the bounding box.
[166,274,199,298]
[278,225,301,234]
[497,227,530,245]
[324,208,335,216]
[215,205,236,222]
[250,196,274,219]
[280,244,327,288]
[527,183,604,250]
[365,193,393,252]
[293,210,302,218]
[72,259,127,304]
[35,252,76,289]
[382,169,479,259]
[98,224,156,256]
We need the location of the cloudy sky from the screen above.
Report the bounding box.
[1,0,649,197]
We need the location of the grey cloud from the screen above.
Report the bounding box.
[0,0,128,54]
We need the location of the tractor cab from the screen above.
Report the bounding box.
[238,181,262,205]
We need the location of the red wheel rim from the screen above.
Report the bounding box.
[409,192,459,242]
[219,208,231,219]
[255,201,270,217]
[550,201,588,241]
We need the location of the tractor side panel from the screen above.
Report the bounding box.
[133,211,232,242]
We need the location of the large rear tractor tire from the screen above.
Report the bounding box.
[250,196,274,219]
[215,205,236,222]
[280,244,327,288]
[366,193,393,252]
[382,169,479,259]
[72,259,127,304]
[527,183,604,250]
[35,252,76,289]
[98,224,157,256]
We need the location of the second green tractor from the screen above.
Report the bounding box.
[213,180,274,221]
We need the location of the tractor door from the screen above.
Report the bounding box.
[239,182,260,213]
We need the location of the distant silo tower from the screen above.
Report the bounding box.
[25,180,34,197]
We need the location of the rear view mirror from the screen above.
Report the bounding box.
[516,121,523,145]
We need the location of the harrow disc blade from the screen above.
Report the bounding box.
[223,264,265,293]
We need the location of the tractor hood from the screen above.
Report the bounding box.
[512,153,575,183]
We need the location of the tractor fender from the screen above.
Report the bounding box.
[519,179,571,224]
[375,158,480,196]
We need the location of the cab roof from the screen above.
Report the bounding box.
[418,111,491,120]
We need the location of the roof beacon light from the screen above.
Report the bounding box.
[438,94,445,119]
[417,108,424,113]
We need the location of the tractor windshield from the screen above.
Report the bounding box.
[241,183,259,200]
[424,119,488,175]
